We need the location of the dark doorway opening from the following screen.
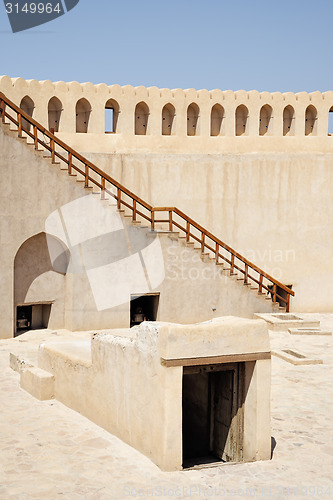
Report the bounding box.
[182,363,244,468]
[16,305,32,333]
[267,284,292,308]
[130,293,159,327]
[16,303,52,337]
[329,107,333,135]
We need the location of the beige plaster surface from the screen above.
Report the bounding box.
[1,76,333,151]
[1,77,333,315]
[33,318,271,470]
[158,316,269,360]
[20,366,55,401]
[0,120,275,339]
[0,313,332,498]
[85,150,333,314]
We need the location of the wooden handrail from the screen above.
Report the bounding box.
[0,92,152,212]
[0,91,294,310]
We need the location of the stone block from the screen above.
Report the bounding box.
[20,366,55,400]
[272,349,323,365]
[288,328,332,336]
[9,352,32,374]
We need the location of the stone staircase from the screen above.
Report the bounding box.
[0,91,294,312]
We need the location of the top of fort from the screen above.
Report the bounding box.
[1,75,333,154]
[0,75,332,99]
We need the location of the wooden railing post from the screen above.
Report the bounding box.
[286,293,290,312]
[133,199,137,221]
[18,113,22,137]
[117,187,121,210]
[215,242,219,263]
[85,164,89,188]
[151,210,155,230]
[0,100,5,123]
[169,211,173,231]
[101,177,105,200]
[231,254,235,273]
[273,284,277,303]
[186,221,190,242]
[201,233,205,253]
[33,126,38,149]
[244,263,248,284]
[51,138,55,163]
[68,152,72,175]
[259,274,263,293]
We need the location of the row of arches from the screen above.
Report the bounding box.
[109,101,321,137]
[234,103,318,136]
[19,95,332,137]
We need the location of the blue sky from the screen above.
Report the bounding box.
[0,0,332,92]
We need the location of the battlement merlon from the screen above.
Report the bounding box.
[1,75,333,154]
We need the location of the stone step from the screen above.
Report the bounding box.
[20,366,55,401]
[288,327,332,336]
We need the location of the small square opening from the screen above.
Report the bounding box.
[16,305,32,333]
[130,293,159,327]
[16,303,52,336]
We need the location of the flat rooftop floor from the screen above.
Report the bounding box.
[0,314,332,499]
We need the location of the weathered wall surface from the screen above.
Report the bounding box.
[1,76,332,313]
[1,75,333,153]
[0,122,274,339]
[0,123,91,338]
[84,151,333,312]
[38,327,183,471]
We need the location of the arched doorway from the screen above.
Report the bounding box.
[210,104,224,136]
[187,103,199,136]
[259,105,273,136]
[135,102,149,135]
[14,233,69,335]
[305,105,317,136]
[162,103,175,135]
[48,96,62,132]
[105,98,120,133]
[76,98,91,133]
[235,105,249,136]
[283,105,295,136]
[20,95,34,132]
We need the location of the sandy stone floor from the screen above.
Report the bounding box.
[0,314,332,500]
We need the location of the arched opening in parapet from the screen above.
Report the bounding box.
[162,103,175,135]
[135,102,149,135]
[48,97,62,133]
[259,105,273,136]
[105,98,119,133]
[20,96,34,132]
[210,104,224,136]
[76,98,91,133]
[235,105,248,136]
[187,103,199,136]
[328,107,333,135]
[283,105,295,136]
[14,232,70,336]
[305,105,317,136]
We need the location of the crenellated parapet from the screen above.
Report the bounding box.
[1,75,333,151]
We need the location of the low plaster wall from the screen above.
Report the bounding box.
[39,325,183,471]
[38,318,271,470]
